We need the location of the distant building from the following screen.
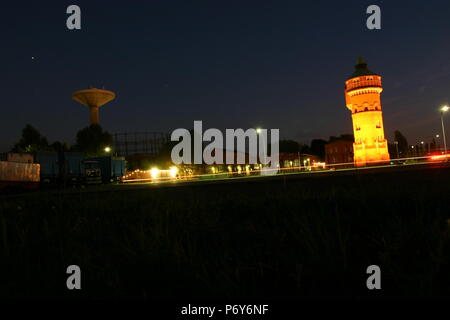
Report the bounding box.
[278,153,320,169]
[325,140,354,166]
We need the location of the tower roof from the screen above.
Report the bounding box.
[347,57,378,79]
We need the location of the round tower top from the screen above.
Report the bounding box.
[347,57,379,80]
[72,88,116,108]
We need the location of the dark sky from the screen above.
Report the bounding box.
[2,0,450,152]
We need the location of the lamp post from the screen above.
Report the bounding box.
[440,105,449,154]
[435,134,440,152]
[256,128,266,168]
[434,134,441,152]
[394,141,399,159]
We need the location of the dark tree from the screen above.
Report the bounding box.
[152,141,179,167]
[394,130,409,156]
[300,144,311,154]
[279,140,300,153]
[388,143,398,158]
[50,141,70,153]
[431,138,437,152]
[73,124,113,157]
[309,139,327,160]
[11,124,49,152]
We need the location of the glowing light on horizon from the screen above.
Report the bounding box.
[169,166,178,178]
[150,168,159,179]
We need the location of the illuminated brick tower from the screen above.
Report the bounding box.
[345,57,390,166]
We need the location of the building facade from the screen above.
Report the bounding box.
[325,140,354,167]
[344,57,390,166]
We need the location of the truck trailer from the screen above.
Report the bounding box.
[0,161,40,189]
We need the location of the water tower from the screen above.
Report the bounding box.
[72,88,116,125]
[344,57,390,166]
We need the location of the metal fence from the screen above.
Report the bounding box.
[113,132,170,156]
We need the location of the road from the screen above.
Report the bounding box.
[109,159,450,191]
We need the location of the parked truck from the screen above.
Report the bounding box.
[86,156,126,183]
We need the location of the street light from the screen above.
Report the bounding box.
[256,128,266,167]
[394,141,399,159]
[440,105,449,154]
[434,134,440,152]
[104,146,111,153]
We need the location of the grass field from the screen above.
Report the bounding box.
[0,164,449,299]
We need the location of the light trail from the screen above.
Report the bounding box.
[121,155,449,185]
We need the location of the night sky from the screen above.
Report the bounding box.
[2,0,450,152]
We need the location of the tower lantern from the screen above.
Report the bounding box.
[345,57,390,166]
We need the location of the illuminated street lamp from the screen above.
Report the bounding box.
[410,145,415,157]
[435,134,440,151]
[440,105,449,154]
[104,146,111,153]
[256,128,266,167]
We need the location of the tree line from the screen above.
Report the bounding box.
[11,124,113,158]
[10,124,415,161]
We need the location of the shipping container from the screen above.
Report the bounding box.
[0,161,40,189]
[61,152,85,183]
[34,151,59,182]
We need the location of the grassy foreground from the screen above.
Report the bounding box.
[0,166,449,299]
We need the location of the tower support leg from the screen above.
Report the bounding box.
[89,106,100,125]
